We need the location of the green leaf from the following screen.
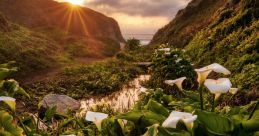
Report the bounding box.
[101,118,124,136]
[0,97,16,111]
[143,124,159,136]
[3,100,16,111]
[16,87,30,99]
[44,106,57,123]
[242,110,259,132]
[196,110,234,135]
[0,68,11,81]
[161,95,174,104]
[0,110,23,136]
[144,99,169,117]
[143,124,191,136]
[116,110,166,128]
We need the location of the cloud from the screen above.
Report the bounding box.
[56,0,191,37]
[85,0,191,18]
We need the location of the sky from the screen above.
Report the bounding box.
[56,0,191,39]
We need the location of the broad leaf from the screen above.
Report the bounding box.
[0,96,16,111]
[0,68,11,81]
[116,110,166,128]
[196,110,234,135]
[242,110,259,132]
[0,110,23,136]
[144,124,191,136]
[17,87,30,99]
[144,99,169,117]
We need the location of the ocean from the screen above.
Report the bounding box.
[123,34,154,45]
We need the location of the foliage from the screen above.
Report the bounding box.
[147,49,196,92]
[0,110,23,136]
[125,38,141,51]
[151,0,226,47]
[24,58,143,112]
[0,20,58,77]
[185,0,259,91]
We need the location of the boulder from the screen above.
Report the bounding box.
[41,94,80,113]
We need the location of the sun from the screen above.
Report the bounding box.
[66,0,84,6]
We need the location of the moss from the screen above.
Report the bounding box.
[185,3,259,90]
[0,25,58,77]
[232,64,259,90]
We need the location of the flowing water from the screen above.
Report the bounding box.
[80,75,150,114]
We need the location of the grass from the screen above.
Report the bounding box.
[23,57,144,112]
[185,0,259,91]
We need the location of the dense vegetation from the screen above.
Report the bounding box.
[1,48,259,135]
[0,0,258,135]
[0,13,58,77]
[0,12,122,79]
[147,49,196,91]
[185,0,259,91]
[151,0,226,47]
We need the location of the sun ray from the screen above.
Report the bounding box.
[65,0,84,6]
[76,8,91,37]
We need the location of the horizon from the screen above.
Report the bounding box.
[55,0,191,41]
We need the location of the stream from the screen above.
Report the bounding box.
[80,75,150,114]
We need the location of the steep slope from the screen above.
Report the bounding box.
[0,0,124,42]
[0,13,58,77]
[151,0,227,47]
[185,0,259,90]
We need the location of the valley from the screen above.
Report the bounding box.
[0,0,258,135]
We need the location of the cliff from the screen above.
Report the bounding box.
[0,0,124,42]
[152,0,258,91]
[151,0,227,47]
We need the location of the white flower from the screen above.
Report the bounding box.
[140,87,147,93]
[0,96,16,111]
[204,78,232,99]
[229,88,238,95]
[85,111,108,130]
[165,52,171,56]
[158,48,170,52]
[165,77,186,91]
[195,63,231,85]
[162,111,197,129]
[175,58,182,63]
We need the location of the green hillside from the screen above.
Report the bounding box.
[185,0,259,90]
[0,13,58,77]
[151,0,258,91]
[151,0,227,47]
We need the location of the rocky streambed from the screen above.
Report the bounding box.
[80,75,150,114]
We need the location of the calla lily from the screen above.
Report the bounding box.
[0,96,16,111]
[158,48,170,52]
[165,52,171,56]
[229,88,238,95]
[204,78,232,100]
[162,111,197,129]
[140,87,147,93]
[175,58,182,63]
[195,63,231,85]
[164,77,186,91]
[85,111,108,130]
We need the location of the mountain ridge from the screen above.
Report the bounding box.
[0,0,124,43]
[151,0,258,91]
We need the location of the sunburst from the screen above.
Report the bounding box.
[66,0,85,6]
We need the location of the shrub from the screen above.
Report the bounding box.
[125,38,141,51]
[147,49,196,92]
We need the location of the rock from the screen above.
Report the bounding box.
[41,94,80,113]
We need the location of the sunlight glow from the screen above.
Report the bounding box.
[65,0,85,6]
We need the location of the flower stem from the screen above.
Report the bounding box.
[199,86,204,110]
[211,94,215,112]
